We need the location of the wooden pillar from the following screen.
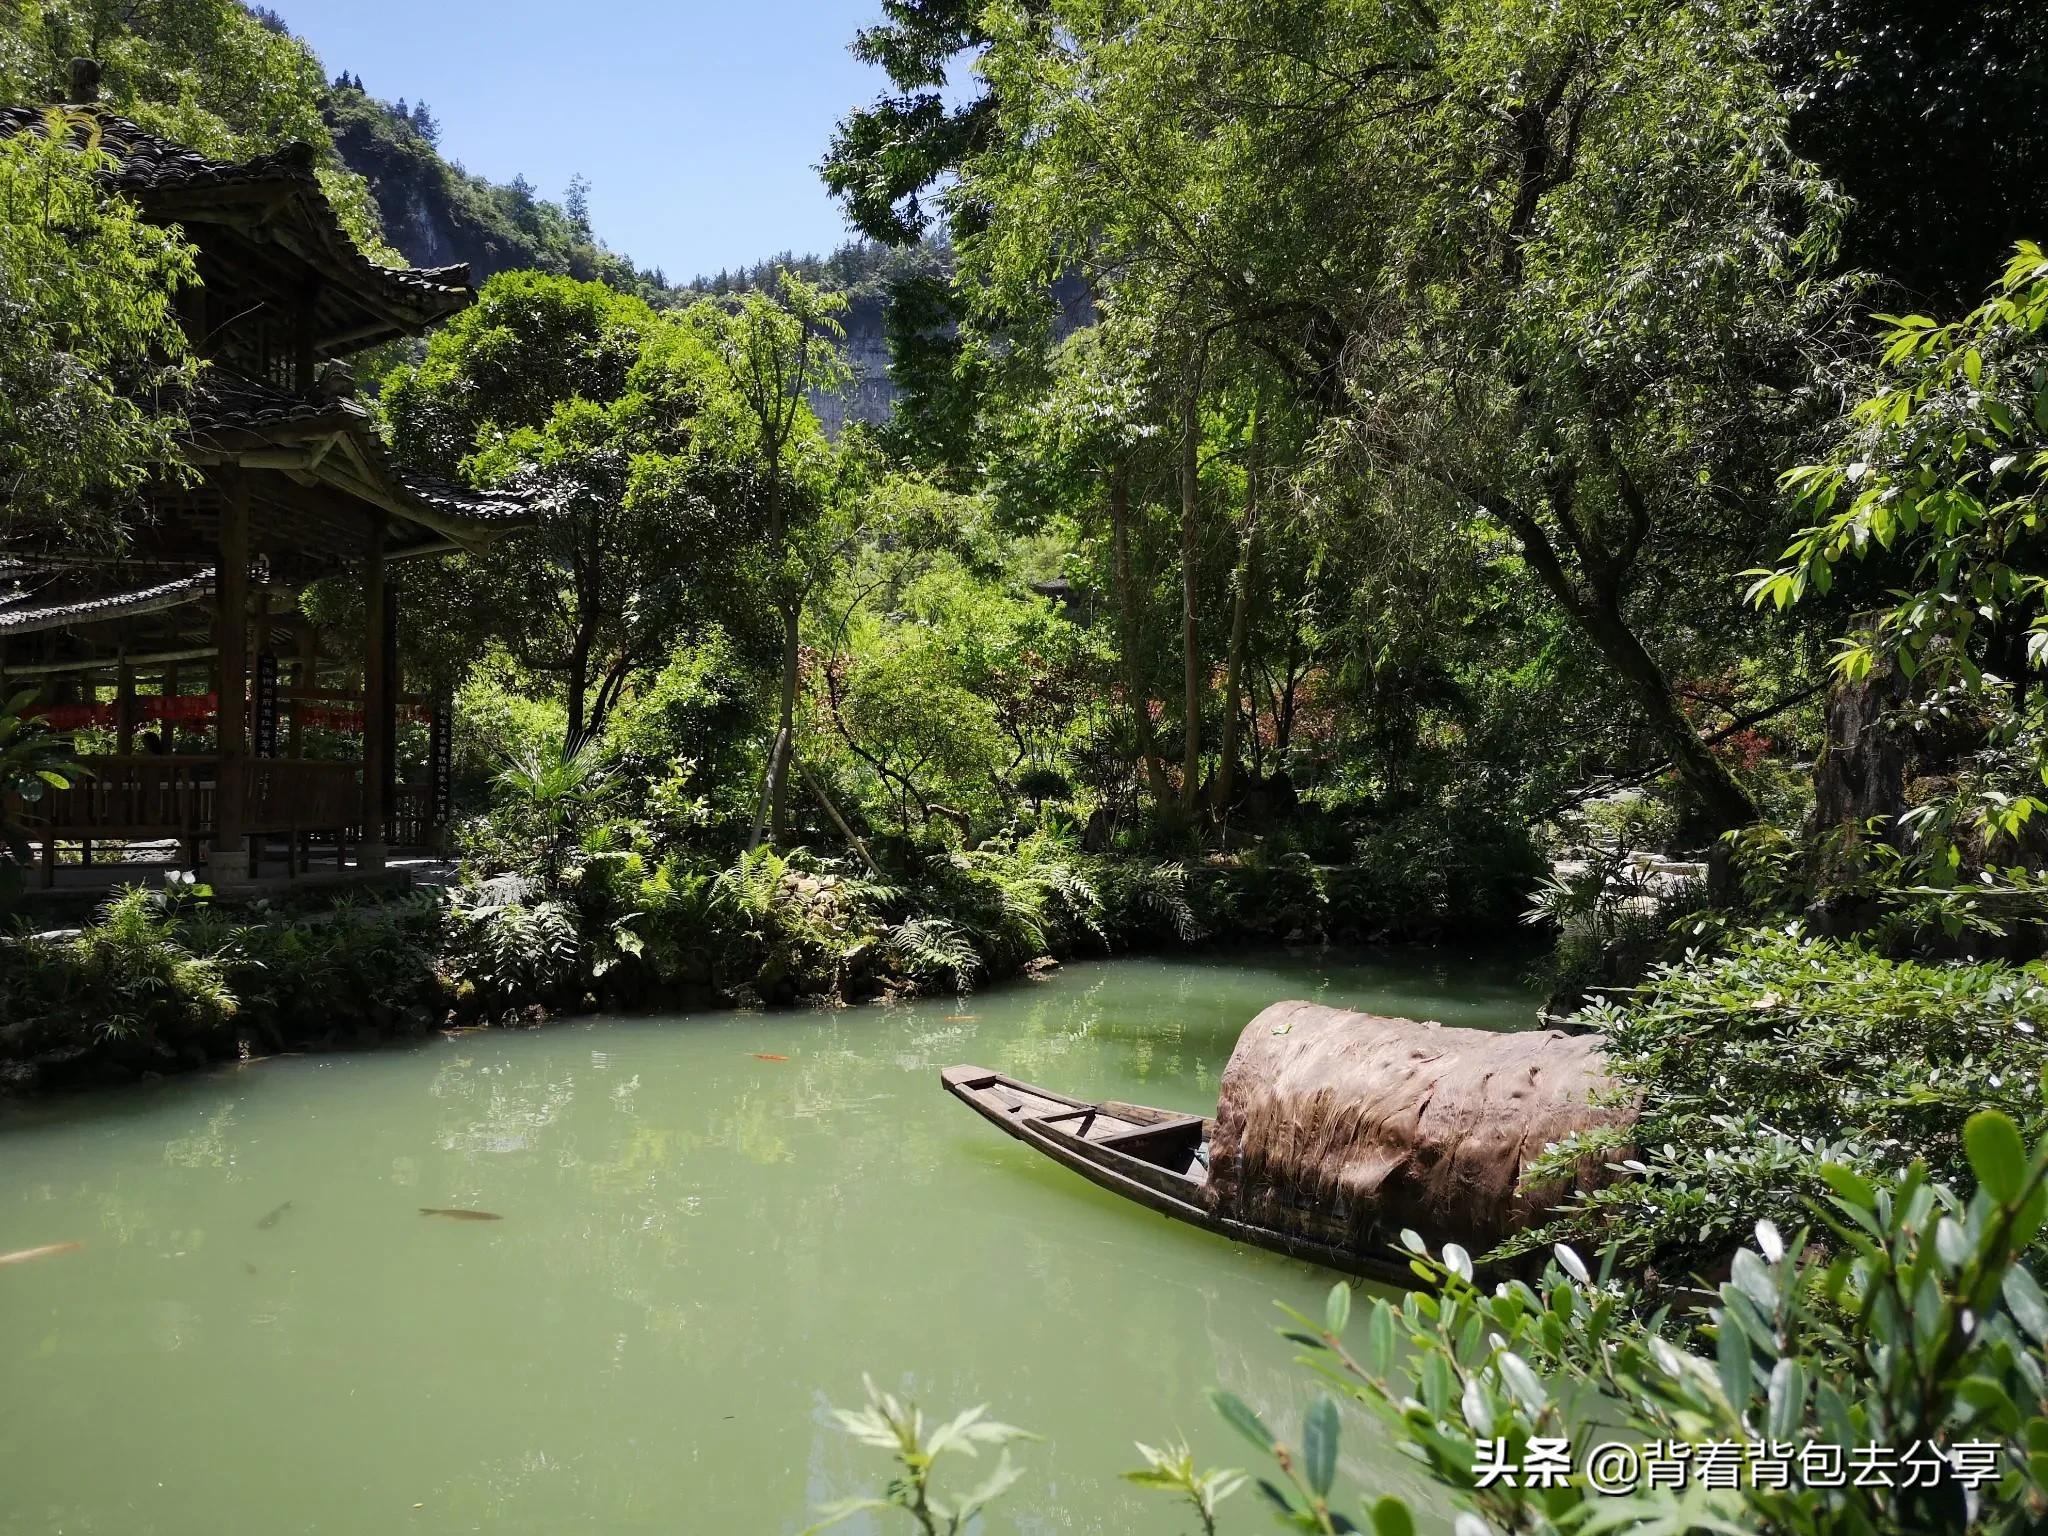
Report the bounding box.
[115,653,135,755]
[213,475,252,880]
[359,519,389,872]
[289,625,316,759]
[381,588,399,841]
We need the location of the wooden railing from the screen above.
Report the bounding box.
[244,759,362,835]
[7,754,436,884]
[390,784,433,848]
[12,755,217,841]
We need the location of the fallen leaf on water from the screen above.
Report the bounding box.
[0,1241,83,1267]
[752,1052,789,1062]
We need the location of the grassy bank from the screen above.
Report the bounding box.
[0,830,1537,1092]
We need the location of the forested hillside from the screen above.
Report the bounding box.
[317,66,977,429]
[320,75,670,298]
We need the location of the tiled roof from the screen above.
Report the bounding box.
[183,372,365,438]
[0,571,215,634]
[0,106,520,548]
[0,105,312,194]
[174,371,529,534]
[0,104,472,326]
[396,470,528,525]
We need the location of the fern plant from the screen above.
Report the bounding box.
[443,880,585,1015]
[19,886,237,1061]
[889,915,982,992]
[1100,859,1201,943]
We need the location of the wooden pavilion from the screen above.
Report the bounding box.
[0,76,526,889]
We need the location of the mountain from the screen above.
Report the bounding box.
[323,76,923,428]
[321,78,1085,433]
[322,77,670,300]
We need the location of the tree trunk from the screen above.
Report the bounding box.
[1108,464,1170,805]
[564,618,595,755]
[749,727,785,851]
[1276,620,1300,755]
[746,457,797,853]
[1479,484,1761,832]
[1213,398,1262,815]
[1580,596,1759,831]
[1178,343,1207,812]
[767,596,801,844]
[801,759,879,875]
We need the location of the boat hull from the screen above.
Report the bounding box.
[940,1065,1416,1284]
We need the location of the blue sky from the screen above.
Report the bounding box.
[270,0,892,282]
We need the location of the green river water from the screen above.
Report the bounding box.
[0,948,1539,1535]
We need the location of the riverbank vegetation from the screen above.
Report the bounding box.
[0,826,1530,1088]
[4,0,2048,1528]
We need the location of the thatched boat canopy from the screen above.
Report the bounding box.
[1205,1002,1631,1255]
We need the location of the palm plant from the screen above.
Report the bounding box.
[493,741,605,892]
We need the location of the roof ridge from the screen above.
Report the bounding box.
[0,103,474,310]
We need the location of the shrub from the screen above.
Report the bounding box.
[0,885,448,1080]
[1255,1116,2048,1535]
[807,1379,1033,1535]
[1,690,82,901]
[1504,928,2048,1279]
[1328,802,1544,942]
[178,894,444,1047]
[1195,847,1326,942]
[0,886,235,1073]
[706,846,897,1001]
[439,876,587,1017]
[897,832,1106,971]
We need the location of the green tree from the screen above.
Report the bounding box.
[960,0,1847,831]
[383,272,730,751]
[821,1,1011,248]
[0,115,196,551]
[815,473,1085,840]
[686,272,850,848]
[1755,242,2048,869]
[985,325,1178,810]
[1771,0,2048,311]
[2,0,395,258]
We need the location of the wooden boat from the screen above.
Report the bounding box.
[945,1006,1627,1284]
[939,1064,1418,1283]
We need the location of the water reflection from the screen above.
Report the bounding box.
[0,946,1533,1535]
